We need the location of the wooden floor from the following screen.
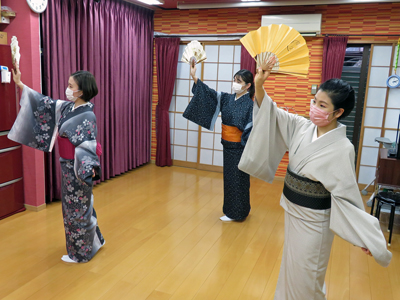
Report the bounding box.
[0,164,399,300]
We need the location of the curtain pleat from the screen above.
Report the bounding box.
[322,36,349,82]
[155,38,180,167]
[42,0,154,201]
[240,45,256,76]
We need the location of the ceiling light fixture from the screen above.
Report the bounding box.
[178,0,400,10]
[136,0,164,5]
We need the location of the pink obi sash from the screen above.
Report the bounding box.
[57,136,102,159]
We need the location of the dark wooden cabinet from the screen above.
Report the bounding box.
[377,148,400,187]
[0,44,25,219]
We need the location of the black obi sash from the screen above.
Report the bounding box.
[283,168,331,210]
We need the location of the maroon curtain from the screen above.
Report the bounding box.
[322,36,349,82]
[42,0,154,200]
[240,45,256,75]
[155,38,180,167]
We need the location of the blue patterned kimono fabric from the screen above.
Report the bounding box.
[183,80,253,220]
[8,86,105,262]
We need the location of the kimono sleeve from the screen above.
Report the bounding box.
[8,85,66,152]
[238,91,308,182]
[238,100,253,147]
[324,143,392,267]
[67,111,101,186]
[183,79,224,131]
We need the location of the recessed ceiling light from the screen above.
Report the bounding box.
[136,0,164,5]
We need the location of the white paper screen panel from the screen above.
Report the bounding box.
[174,129,187,146]
[362,128,382,147]
[203,80,217,90]
[384,130,398,142]
[203,63,218,80]
[170,129,174,144]
[205,45,219,62]
[363,108,384,127]
[218,64,234,80]
[188,120,198,130]
[218,81,232,93]
[213,151,223,166]
[175,79,190,96]
[368,67,390,87]
[366,87,386,107]
[175,96,189,112]
[201,132,214,148]
[175,113,188,129]
[360,147,379,167]
[200,149,213,164]
[177,62,190,79]
[174,145,187,161]
[234,45,241,63]
[214,134,223,150]
[187,131,198,147]
[219,45,234,63]
[370,45,392,67]
[385,109,400,128]
[388,88,400,108]
[358,166,376,185]
[187,147,198,162]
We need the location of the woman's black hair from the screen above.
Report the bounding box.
[70,70,98,102]
[234,69,255,99]
[318,78,355,120]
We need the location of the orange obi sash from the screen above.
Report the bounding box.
[57,136,102,159]
[221,124,242,143]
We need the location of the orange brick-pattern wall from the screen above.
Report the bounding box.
[151,2,400,177]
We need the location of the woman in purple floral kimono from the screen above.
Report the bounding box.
[8,64,105,263]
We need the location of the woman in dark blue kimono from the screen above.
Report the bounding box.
[8,64,105,263]
[183,61,254,221]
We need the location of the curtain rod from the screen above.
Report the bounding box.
[154,32,247,41]
[155,32,399,39]
[324,34,400,37]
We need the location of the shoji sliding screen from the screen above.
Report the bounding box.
[357,44,400,187]
[169,42,241,171]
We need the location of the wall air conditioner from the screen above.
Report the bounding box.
[261,14,322,36]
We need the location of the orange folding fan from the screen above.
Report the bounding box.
[240,24,310,77]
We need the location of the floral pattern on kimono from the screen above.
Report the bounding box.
[8,85,105,263]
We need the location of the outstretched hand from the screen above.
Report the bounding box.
[12,63,23,88]
[190,58,197,78]
[254,56,276,87]
[361,247,372,256]
[190,58,198,84]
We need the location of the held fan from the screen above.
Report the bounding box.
[240,24,310,77]
[10,36,21,65]
[181,40,207,65]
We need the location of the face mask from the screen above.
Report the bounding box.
[309,100,338,127]
[65,87,81,102]
[232,82,244,94]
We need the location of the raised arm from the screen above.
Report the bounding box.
[12,63,24,91]
[190,58,198,84]
[254,57,276,107]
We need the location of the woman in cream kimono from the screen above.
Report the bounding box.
[239,59,392,299]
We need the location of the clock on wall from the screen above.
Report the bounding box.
[26,0,48,14]
[386,74,400,89]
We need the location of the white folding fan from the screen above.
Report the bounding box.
[181,40,207,65]
[10,36,21,65]
[240,24,310,77]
